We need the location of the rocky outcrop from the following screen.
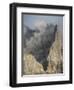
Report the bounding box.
[23,54,45,75]
[46,31,63,73]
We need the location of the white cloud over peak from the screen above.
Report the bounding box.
[34,20,47,31]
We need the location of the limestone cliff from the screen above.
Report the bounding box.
[46,31,63,74]
[23,54,45,75]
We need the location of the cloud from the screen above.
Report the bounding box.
[34,19,47,31]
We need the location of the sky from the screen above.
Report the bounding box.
[22,14,63,32]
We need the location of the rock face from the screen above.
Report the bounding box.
[23,31,63,75]
[23,54,45,75]
[46,31,63,74]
